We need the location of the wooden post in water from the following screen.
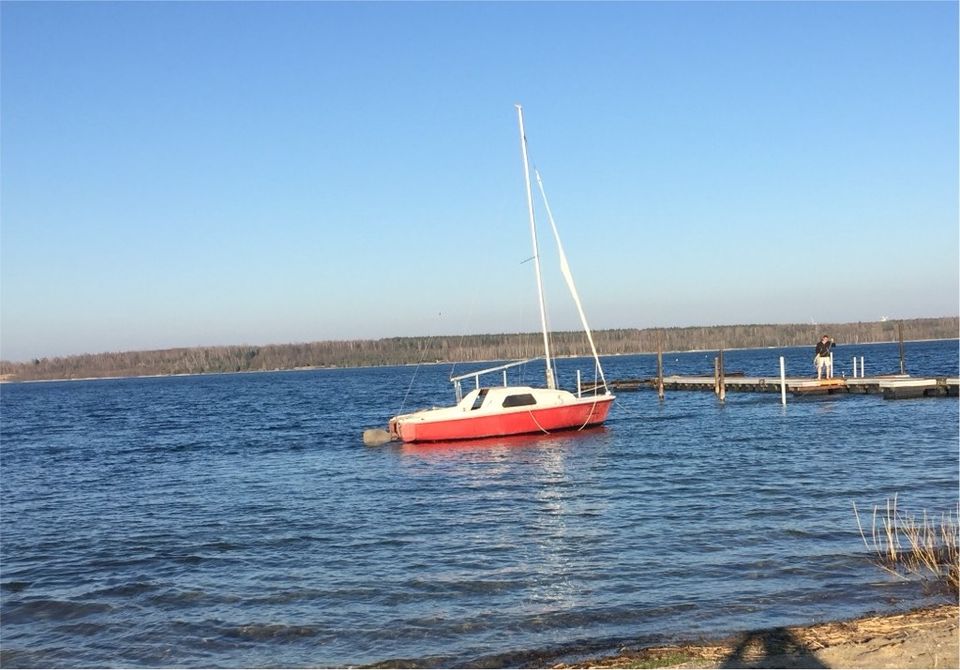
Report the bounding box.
[656,332,665,400]
[898,321,906,375]
[714,356,720,396]
[779,356,787,405]
[718,346,726,402]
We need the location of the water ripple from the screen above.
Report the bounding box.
[0,341,956,667]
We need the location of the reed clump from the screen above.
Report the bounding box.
[854,494,959,595]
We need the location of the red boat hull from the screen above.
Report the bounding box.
[391,395,614,443]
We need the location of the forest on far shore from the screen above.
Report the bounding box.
[1,316,956,382]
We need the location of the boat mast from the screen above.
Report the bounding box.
[515,104,555,390]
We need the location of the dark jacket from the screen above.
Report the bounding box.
[815,340,832,357]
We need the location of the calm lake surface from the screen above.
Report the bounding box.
[2,340,958,668]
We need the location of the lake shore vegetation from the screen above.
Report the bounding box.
[2,317,956,382]
[855,495,959,596]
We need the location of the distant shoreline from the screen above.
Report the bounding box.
[2,336,956,385]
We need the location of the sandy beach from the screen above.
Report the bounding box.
[554,604,958,669]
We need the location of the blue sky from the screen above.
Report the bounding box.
[2,1,957,361]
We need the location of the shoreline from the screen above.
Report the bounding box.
[2,337,957,385]
[551,603,959,669]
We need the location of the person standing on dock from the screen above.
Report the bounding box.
[815,335,835,380]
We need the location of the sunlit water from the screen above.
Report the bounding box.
[2,340,957,667]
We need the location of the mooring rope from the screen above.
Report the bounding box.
[576,396,602,431]
[528,409,551,434]
[527,395,604,435]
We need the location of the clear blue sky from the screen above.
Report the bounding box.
[2,1,957,362]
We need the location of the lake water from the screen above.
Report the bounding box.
[1,339,957,668]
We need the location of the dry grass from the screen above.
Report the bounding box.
[854,494,959,595]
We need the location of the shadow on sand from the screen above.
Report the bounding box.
[719,627,828,669]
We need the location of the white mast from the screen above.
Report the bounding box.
[516,104,555,390]
[535,169,609,394]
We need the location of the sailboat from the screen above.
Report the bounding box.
[387,105,615,443]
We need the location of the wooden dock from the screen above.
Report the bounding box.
[589,324,958,401]
[586,376,959,399]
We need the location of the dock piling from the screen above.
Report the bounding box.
[898,321,906,374]
[714,357,720,396]
[779,356,787,405]
[718,347,726,402]
[656,335,664,400]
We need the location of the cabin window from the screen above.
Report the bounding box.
[502,393,537,408]
[471,388,489,411]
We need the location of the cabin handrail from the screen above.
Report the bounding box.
[449,358,539,383]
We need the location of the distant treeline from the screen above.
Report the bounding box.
[2,317,956,382]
